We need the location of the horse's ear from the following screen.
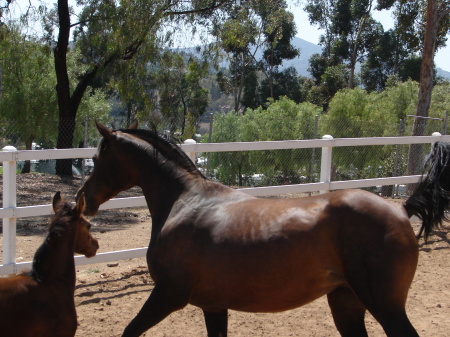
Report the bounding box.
[128,121,138,129]
[52,191,62,213]
[76,192,86,217]
[95,121,113,139]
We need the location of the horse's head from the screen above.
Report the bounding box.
[77,122,139,215]
[52,192,99,257]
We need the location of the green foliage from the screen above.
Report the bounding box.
[208,97,321,186]
[208,111,251,185]
[154,51,209,139]
[0,25,57,149]
[212,1,299,111]
[0,25,110,150]
[317,80,449,179]
[394,0,450,53]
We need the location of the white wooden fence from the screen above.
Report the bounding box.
[1,133,449,275]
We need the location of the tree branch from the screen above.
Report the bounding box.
[70,52,118,111]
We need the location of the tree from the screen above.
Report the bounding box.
[305,0,395,89]
[208,111,252,185]
[213,0,299,111]
[208,98,320,186]
[307,62,349,109]
[215,5,259,112]
[0,25,109,172]
[360,29,422,92]
[406,0,450,179]
[259,66,302,103]
[0,25,57,167]
[31,0,230,176]
[155,52,209,139]
[257,5,299,97]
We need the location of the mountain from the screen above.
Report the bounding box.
[283,37,450,80]
[282,37,322,77]
[437,67,450,80]
[180,37,450,80]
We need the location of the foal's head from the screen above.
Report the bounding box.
[52,192,99,257]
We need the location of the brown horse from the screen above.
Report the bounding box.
[77,122,450,337]
[0,192,99,337]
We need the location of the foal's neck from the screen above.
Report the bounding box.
[31,221,77,290]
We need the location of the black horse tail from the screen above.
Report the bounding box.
[404,141,450,241]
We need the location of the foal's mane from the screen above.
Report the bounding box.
[30,202,76,282]
[120,129,206,179]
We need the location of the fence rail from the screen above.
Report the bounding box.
[2,133,449,275]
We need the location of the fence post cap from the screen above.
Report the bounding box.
[184,139,196,145]
[322,135,333,140]
[2,146,17,152]
[432,132,442,137]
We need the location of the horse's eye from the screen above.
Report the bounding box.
[100,141,108,153]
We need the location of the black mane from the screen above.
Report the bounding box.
[119,128,206,179]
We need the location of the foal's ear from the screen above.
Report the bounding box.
[76,193,86,217]
[95,121,113,139]
[52,191,63,213]
[128,121,138,129]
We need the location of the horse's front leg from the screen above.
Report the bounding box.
[121,284,187,337]
[203,309,228,337]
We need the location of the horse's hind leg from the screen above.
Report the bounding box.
[327,287,368,337]
[345,242,419,336]
[122,284,187,337]
[372,310,418,337]
[203,309,228,337]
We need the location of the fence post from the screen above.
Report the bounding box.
[183,139,196,163]
[320,135,333,194]
[2,146,17,269]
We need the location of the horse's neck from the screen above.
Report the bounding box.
[142,177,240,237]
[141,181,185,235]
[32,224,76,289]
[140,172,207,234]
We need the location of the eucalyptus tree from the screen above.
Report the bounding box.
[155,51,209,139]
[215,5,259,112]
[361,29,412,92]
[402,0,450,177]
[305,0,394,89]
[256,2,299,97]
[213,0,299,111]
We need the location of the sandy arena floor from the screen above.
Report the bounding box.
[1,173,449,336]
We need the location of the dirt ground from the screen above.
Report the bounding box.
[1,173,450,337]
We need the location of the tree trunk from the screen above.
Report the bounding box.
[406,0,439,192]
[348,2,372,89]
[54,0,74,176]
[54,0,104,176]
[21,136,35,174]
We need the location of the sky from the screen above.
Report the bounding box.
[9,0,450,71]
